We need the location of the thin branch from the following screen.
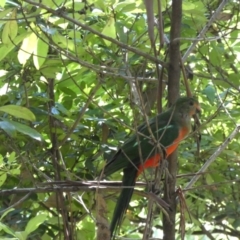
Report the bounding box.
[184,124,240,191]
[22,0,168,67]
[58,82,101,147]
[0,193,31,215]
[182,0,229,62]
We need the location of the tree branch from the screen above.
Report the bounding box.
[22,0,168,67]
[163,1,182,239]
[182,0,228,62]
[184,124,240,190]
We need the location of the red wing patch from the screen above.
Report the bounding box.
[137,126,189,176]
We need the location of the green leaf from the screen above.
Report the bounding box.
[0,7,13,19]
[55,102,71,117]
[10,168,20,175]
[14,231,28,240]
[0,105,36,121]
[0,32,30,62]
[0,208,14,221]
[0,173,7,187]
[18,32,38,65]
[202,85,216,104]
[101,16,116,46]
[52,33,72,49]
[3,120,43,141]
[2,9,18,44]
[25,214,48,235]
[0,120,16,137]
[33,34,49,70]
[8,151,16,163]
[0,222,16,236]
[233,218,240,229]
[0,0,6,7]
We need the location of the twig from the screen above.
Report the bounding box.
[182,0,229,62]
[0,193,31,215]
[184,125,240,191]
[22,0,168,67]
[59,82,101,147]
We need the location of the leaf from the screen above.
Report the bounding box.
[0,32,30,62]
[0,7,13,19]
[55,102,71,117]
[0,222,16,236]
[25,214,48,235]
[33,34,49,70]
[0,120,16,137]
[202,85,216,104]
[233,218,240,229]
[2,9,18,44]
[0,105,36,121]
[0,208,14,221]
[10,168,20,175]
[18,32,38,65]
[8,151,16,163]
[101,16,116,46]
[0,173,7,187]
[0,0,6,7]
[3,120,43,141]
[115,2,137,12]
[14,231,28,240]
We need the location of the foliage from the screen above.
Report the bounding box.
[0,0,239,239]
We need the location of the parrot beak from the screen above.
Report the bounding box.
[192,103,201,118]
[194,102,201,114]
[196,105,201,114]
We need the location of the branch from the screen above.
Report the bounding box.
[23,0,168,67]
[0,181,147,196]
[163,0,182,239]
[59,82,101,147]
[182,0,228,62]
[184,124,240,190]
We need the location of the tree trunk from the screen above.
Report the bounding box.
[163,1,182,240]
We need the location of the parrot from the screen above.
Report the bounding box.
[103,96,201,238]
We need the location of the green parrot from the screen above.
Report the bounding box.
[103,96,201,238]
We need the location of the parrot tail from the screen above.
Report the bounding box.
[110,167,138,238]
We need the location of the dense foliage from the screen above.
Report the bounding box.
[0,0,239,239]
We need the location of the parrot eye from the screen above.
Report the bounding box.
[189,101,194,106]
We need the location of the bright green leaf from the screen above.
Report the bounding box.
[14,231,28,240]
[0,32,30,62]
[8,151,16,163]
[101,16,116,46]
[0,208,14,221]
[33,34,49,70]
[0,0,6,8]
[25,214,48,235]
[0,222,16,236]
[2,9,18,44]
[52,33,76,51]
[0,105,36,121]
[10,168,20,175]
[0,7,12,19]
[0,173,7,187]
[18,32,38,65]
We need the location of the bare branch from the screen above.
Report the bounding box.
[184,125,240,190]
[182,0,229,62]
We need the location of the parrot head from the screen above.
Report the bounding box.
[173,96,201,117]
